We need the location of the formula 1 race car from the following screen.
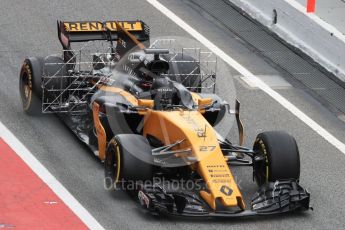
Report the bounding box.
[19,20,310,217]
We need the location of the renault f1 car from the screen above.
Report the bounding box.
[19,20,310,217]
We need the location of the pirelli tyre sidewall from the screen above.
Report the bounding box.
[104,135,153,190]
[19,57,44,115]
[253,131,300,186]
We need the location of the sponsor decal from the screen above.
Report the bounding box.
[220,185,233,196]
[64,21,143,32]
[206,165,226,168]
[210,174,230,178]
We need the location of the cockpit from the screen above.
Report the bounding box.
[95,48,196,110]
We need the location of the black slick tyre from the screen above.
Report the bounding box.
[19,57,44,115]
[253,131,300,186]
[104,135,153,190]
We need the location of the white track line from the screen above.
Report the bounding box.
[146,0,345,154]
[0,122,105,230]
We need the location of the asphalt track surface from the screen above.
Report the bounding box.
[1,0,345,229]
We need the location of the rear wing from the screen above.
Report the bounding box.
[57,20,150,49]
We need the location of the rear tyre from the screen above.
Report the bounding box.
[104,135,153,190]
[19,56,68,115]
[19,57,44,115]
[253,131,300,186]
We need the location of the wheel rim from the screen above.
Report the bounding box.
[254,139,269,186]
[105,143,121,188]
[20,70,32,111]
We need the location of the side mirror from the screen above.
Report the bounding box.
[138,99,154,109]
[198,98,213,108]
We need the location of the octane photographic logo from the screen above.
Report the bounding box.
[103,175,243,192]
[100,35,237,168]
[104,176,203,191]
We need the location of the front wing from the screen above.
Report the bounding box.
[137,180,311,217]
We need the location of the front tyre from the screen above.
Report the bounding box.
[104,135,153,191]
[253,131,300,186]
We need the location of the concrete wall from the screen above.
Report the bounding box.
[229,0,345,82]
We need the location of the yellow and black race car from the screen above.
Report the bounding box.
[19,20,310,217]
